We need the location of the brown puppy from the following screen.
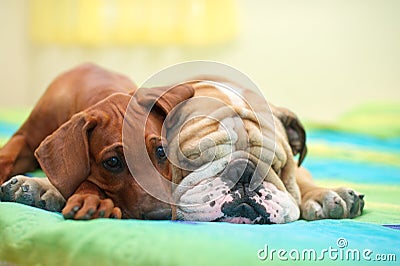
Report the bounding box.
[0,63,135,218]
[0,63,194,219]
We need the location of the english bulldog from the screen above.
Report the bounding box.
[158,80,365,223]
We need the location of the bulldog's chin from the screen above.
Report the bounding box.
[213,213,270,224]
[215,217,254,224]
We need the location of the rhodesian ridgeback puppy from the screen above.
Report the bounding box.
[0,63,193,220]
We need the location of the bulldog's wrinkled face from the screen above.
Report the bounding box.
[162,81,305,224]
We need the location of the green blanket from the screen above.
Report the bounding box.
[1,103,399,265]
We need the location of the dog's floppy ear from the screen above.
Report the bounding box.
[35,113,97,198]
[137,84,195,115]
[272,106,307,166]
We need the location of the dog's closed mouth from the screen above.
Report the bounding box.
[218,192,273,224]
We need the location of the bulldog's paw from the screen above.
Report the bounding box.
[0,175,66,211]
[62,194,122,220]
[301,187,364,220]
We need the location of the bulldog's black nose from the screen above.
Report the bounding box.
[221,158,256,187]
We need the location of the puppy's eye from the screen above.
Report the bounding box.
[156,146,166,161]
[103,156,124,173]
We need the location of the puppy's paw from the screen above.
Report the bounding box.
[62,194,122,220]
[0,175,66,212]
[301,187,364,220]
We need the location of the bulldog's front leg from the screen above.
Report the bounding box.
[300,187,365,220]
[0,175,66,211]
[296,167,365,220]
[62,181,122,220]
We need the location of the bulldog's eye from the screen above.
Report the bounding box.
[156,146,166,161]
[103,156,124,173]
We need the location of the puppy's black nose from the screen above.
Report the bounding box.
[359,194,365,200]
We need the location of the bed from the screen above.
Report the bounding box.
[0,103,399,265]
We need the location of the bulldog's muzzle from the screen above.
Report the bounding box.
[174,155,300,224]
[217,159,272,223]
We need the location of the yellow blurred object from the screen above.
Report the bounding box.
[29,0,238,46]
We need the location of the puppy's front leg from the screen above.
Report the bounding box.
[62,180,122,220]
[0,175,65,211]
[0,135,38,184]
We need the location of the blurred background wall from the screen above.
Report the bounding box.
[0,0,399,122]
